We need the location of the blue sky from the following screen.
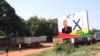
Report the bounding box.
[6,0,100,29]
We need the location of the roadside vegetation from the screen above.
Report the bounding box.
[27,42,100,56]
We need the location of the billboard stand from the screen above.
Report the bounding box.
[71,38,75,47]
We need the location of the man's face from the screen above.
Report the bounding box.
[63,20,68,28]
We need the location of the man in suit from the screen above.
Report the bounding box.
[62,20,72,34]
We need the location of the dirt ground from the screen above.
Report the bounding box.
[0,43,53,56]
[96,52,100,56]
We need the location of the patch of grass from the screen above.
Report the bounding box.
[27,42,100,56]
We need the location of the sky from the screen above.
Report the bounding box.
[6,0,100,29]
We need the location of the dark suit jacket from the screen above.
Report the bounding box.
[62,26,72,34]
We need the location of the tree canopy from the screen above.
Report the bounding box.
[0,0,29,37]
[26,16,58,37]
[89,29,100,35]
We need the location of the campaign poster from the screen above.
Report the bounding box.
[58,11,89,38]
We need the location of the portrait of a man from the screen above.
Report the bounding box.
[62,20,72,34]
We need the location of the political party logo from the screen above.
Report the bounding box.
[58,10,89,38]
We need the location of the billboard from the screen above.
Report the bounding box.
[58,11,89,38]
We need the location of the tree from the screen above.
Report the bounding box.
[26,16,39,36]
[89,28,100,35]
[0,0,28,37]
[46,19,58,42]
[26,17,58,42]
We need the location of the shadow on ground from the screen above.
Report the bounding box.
[0,44,52,55]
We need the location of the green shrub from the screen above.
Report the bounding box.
[53,41,75,54]
[0,31,5,36]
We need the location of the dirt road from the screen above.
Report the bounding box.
[96,52,100,56]
[0,43,53,56]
